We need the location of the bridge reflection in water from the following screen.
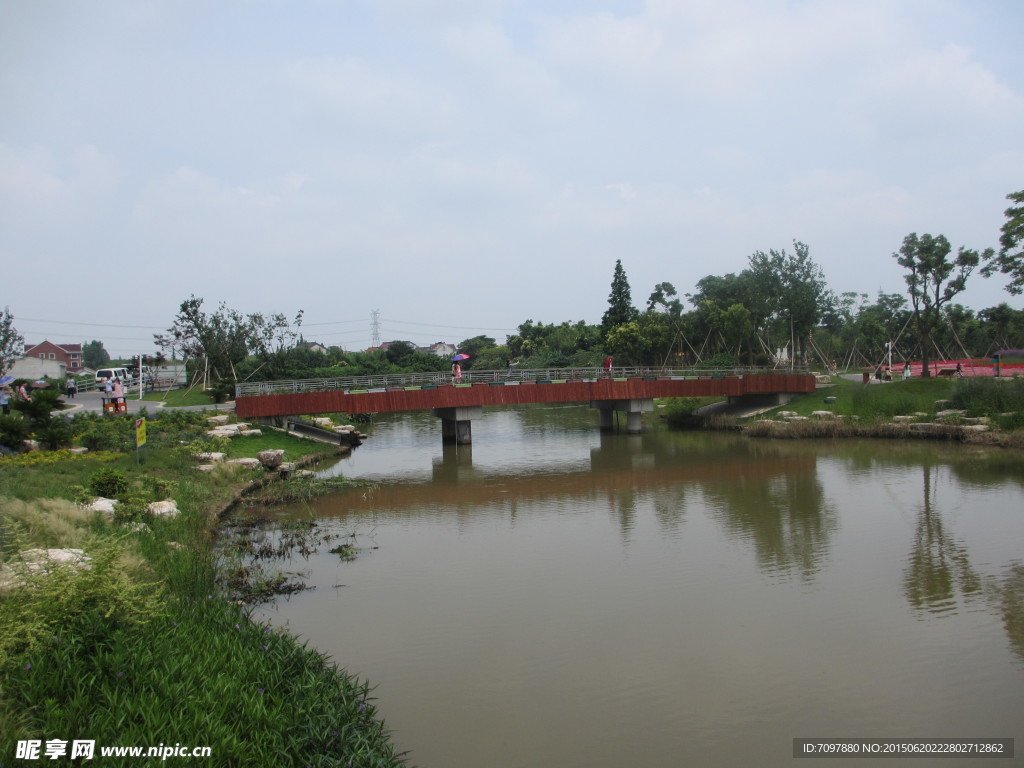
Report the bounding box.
[234,366,816,443]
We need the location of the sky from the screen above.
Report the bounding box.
[2,0,1023,358]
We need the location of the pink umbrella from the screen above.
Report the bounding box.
[452,354,470,361]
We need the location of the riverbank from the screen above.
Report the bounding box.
[665,375,1024,448]
[0,410,407,767]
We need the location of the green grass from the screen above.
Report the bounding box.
[142,388,217,407]
[0,413,405,767]
[750,377,959,423]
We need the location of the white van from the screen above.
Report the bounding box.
[94,367,132,387]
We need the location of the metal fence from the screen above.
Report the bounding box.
[234,365,809,398]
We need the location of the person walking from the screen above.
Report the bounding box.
[1,385,10,416]
[603,356,613,377]
[902,363,911,381]
[65,376,77,399]
[452,362,462,384]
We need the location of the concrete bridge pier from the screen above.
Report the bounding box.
[590,398,653,434]
[433,406,483,445]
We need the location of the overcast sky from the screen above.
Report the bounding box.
[3,0,1023,357]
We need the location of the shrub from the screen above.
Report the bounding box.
[78,417,134,452]
[35,419,73,451]
[0,415,29,451]
[89,468,129,498]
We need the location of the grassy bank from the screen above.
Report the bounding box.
[0,411,407,767]
[736,376,1024,446]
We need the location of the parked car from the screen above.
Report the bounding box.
[94,367,132,386]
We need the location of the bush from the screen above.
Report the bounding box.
[209,379,234,404]
[0,415,30,451]
[78,416,134,452]
[89,468,129,498]
[36,419,73,451]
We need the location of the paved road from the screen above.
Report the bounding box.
[60,390,232,416]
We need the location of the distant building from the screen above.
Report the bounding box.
[23,341,83,372]
[8,356,67,380]
[426,342,456,358]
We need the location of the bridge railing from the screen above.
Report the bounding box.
[234,365,809,398]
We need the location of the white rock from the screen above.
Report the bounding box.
[89,497,119,515]
[148,499,180,517]
[19,548,92,572]
[811,411,835,419]
[239,429,263,437]
[207,415,231,425]
[227,457,261,469]
[193,451,226,462]
[196,464,217,472]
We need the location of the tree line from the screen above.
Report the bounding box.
[2,191,1020,386]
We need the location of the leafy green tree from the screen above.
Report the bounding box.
[976,303,1024,352]
[155,296,303,384]
[82,339,111,370]
[455,335,497,368]
[747,241,833,365]
[1,306,24,376]
[982,189,1024,295]
[384,341,416,365]
[601,259,638,337]
[894,233,988,377]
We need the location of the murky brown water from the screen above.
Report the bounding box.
[248,405,1024,767]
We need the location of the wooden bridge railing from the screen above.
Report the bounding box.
[234,365,810,398]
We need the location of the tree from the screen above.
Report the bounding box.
[1,306,24,376]
[894,233,988,377]
[601,260,638,337]
[455,335,497,368]
[82,339,111,369]
[747,241,834,365]
[982,189,1024,295]
[155,296,303,385]
[384,341,416,365]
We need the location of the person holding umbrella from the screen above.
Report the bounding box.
[452,353,469,383]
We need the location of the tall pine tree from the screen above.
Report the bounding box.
[601,259,638,337]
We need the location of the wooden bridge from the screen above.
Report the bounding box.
[234,366,816,443]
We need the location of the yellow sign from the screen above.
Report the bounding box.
[135,418,146,447]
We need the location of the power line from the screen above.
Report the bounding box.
[380,317,516,331]
[16,316,166,330]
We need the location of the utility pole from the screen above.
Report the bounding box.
[371,309,381,348]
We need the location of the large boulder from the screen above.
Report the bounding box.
[258,449,286,470]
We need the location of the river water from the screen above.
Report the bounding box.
[248,405,1024,768]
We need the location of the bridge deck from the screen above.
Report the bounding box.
[234,371,815,419]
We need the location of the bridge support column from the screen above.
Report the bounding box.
[589,398,653,434]
[433,406,483,445]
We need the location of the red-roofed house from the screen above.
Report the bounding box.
[23,341,84,373]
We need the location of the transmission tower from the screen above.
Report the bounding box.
[371,309,381,348]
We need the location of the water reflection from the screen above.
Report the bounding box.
[903,464,983,615]
[245,408,1024,767]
